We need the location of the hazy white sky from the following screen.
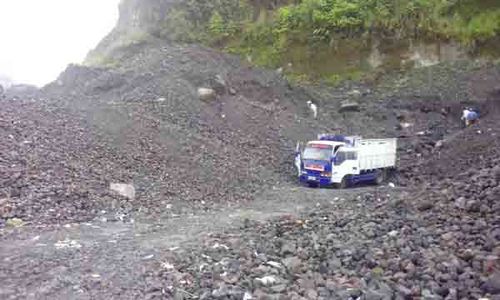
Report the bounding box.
[0,0,120,87]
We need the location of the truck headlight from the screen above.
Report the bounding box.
[321,172,331,177]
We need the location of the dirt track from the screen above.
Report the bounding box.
[1,184,387,299]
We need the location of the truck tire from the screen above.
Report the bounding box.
[335,176,349,189]
[375,169,386,185]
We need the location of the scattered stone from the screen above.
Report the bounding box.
[339,100,360,112]
[441,232,454,241]
[455,197,467,209]
[198,88,216,102]
[372,267,384,277]
[482,273,500,294]
[266,261,282,269]
[400,122,413,129]
[305,289,318,299]
[110,183,135,200]
[465,200,480,212]
[282,256,302,273]
[212,243,229,250]
[417,201,434,211]
[348,89,362,98]
[281,241,297,256]
[270,284,287,293]
[6,218,24,227]
[255,276,278,286]
[54,239,82,250]
[212,284,229,298]
[387,230,398,237]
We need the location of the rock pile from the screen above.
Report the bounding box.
[144,97,500,299]
[0,99,134,225]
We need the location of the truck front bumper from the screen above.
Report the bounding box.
[299,174,331,186]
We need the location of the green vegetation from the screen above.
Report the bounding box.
[94,0,500,83]
[272,0,500,43]
[177,0,500,45]
[161,0,498,84]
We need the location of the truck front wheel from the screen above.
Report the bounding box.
[335,176,349,189]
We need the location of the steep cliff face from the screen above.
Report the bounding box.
[86,0,292,66]
[115,0,178,32]
[114,0,290,32]
[85,0,172,66]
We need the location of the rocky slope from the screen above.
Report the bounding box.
[2,37,499,226]
[152,96,500,300]
[1,1,500,298]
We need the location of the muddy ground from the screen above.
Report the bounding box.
[1,40,500,299]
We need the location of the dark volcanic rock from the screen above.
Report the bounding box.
[482,273,500,294]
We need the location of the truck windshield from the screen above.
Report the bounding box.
[303,145,332,161]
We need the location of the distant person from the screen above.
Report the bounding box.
[461,107,480,127]
[307,100,317,119]
[294,142,301,176]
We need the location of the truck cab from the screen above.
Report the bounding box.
[298,140,354,187]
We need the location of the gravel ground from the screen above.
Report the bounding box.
[1,39,500,299]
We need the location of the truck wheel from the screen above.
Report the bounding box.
[375,169,386,185]
[338,176,349,189]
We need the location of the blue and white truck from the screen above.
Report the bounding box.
[295,134,397,188]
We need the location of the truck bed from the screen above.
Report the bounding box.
[357,138,397,170]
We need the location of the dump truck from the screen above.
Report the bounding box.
[295,134,397,188]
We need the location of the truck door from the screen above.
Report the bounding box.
[331,149,360,183]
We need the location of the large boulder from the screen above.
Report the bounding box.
[198,87,216,102]
[347,89,362,99]
[339,100,360,112]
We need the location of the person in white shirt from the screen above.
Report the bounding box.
[294,142,301,176]
[307,100,317,119]
[461,107,479,127]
